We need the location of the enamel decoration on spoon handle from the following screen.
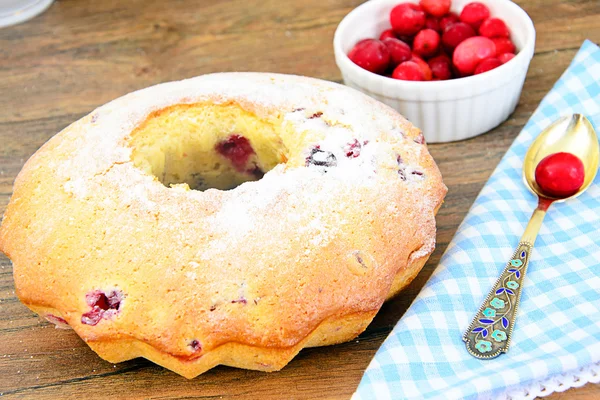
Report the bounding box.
[463,203,548,358]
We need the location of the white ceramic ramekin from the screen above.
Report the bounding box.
[0,0,54,28]
[334,0,536,143]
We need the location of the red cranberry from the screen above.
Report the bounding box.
[390,3,426,36]
[451,62,464,78]
[491,37,516,56]
[424,16,441,33]
[413,29,441,58]
[86,290,121,310]
[379,29,397,41]
[397,35,414,46]
[420,0,451,17]
[397,155,407,180]
[189,339,202,352]
[428,54,453,80]
[535,152,585,198]
[474,57,502,74]
[498,52,516,64]
[81,309,103,326]
[347,39,390,74]
[411,170,425,179]
[411,55,433,80]
[215,134,257,173]
[453,36,496,75]
[344,139,363,158]
[479,18,510,38]
[47,314,67,324]
[460,2,491,30]
[439,12,460,31]
[382,37,412,67]
[392,61,425,81]
[45,314,69,328]
[81,289,123,326]
[442,22,476,52]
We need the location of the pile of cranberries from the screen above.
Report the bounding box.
[347,1,517,81]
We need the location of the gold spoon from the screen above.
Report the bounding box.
[463,114,599,359]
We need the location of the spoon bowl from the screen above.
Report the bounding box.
[523,114,599,201]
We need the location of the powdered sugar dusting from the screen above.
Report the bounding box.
[212,197,254,238]
[50,72,442,272]
[63,178,88,198]
[195,166,355,262]
[53,73,427,195]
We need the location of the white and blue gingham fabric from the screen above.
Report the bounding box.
[353,40,600,400]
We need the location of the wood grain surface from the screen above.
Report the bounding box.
[0,0,599,398]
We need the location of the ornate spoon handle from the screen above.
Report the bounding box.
[463,203,549,359]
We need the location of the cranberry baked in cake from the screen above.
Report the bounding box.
[0,73,446,378]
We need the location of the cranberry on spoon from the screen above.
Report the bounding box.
[535,152,585,198]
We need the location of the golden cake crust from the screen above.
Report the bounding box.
[0,73,446,378]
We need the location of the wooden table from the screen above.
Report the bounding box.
[0,0,598,398]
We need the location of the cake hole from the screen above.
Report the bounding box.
[128,103,289,191]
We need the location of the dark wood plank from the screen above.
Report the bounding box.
[0,0,598,398]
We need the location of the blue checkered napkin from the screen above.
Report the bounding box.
[353,40,600,400]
